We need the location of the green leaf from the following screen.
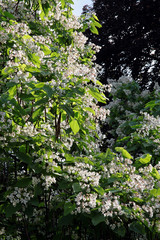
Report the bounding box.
[19,93,35,101]
[83,107,95,115]
[34,97,48,107]
[91,214,105,226]
[32,106,45,120]
[43,85,53,98]
[115,147,133,159]
[88,88,106,103]
[72,183,81,193]
[38,43,51,55]
[25,205,34,217]
[61,0,65,8]
[96,80,103,86]
[3,11,16,19]
[59,180,72,190]
[1,67,14,76]
[151,168,160,180]
[39,0,45,20]
[90,23,99,35]
[16,152,32,165]
[10,98,26,116]
[8,85,17,98]
[114,225,126,237]
[28,53,41,68]
[93,186,105,195]
[53,166,62,173]
[5,204,21,218]
[130,197,144,203]
[64,202,75,216]
[150,188,160,197]
[107,177,120,184]
[61,104,74,118]
[65,154,75,163]
[105,148,115,162]
[129,221,145,235]
[69,119,80,135]
[34,82,45,89]
[93,14,99,21]
[23,34,34,41]
[72,87,85,96]
[34,184,43,196]
[15,178,32,188]
[25,66,41,73]
[146,100,160,109]
[30,198,39,206]
[94,21,102,28]
[136,154,152,164]
[58,215,74,227]
[42,1,50,16]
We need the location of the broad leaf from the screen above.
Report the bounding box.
[38,43,51,55]
[64,202,75,216]
[5,204,21,218]
[3,11,15,19]
[43,85,53,97]
[15,178,32,188]
[136,154,152,164]
[88,88,106,103]
[16,152,32,165]
[93,185,105,195]
[90,23,99,35]
[8,85,17,98]
[69,119,80,135]
[32,106,45,120]
[91,214,105,226]
[28,53,41,67]
[115,147,133,159]
[150,188,160,197]
[151,168,160,180]
[129,221,145,235]
[61,0,65,8]
[72,183,81,193]
[61,104,74,118]
[114,225,126,237]
[83,107,95,115]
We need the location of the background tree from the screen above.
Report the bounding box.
[84,0,160,89]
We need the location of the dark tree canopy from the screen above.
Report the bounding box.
[84,0,160,89]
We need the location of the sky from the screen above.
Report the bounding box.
[72,0,93,16]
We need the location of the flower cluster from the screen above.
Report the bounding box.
[64,161,101,189]
[74,154,160,232]
[74,192,98,214]
[7,187,34,207]
[104,76,160,164]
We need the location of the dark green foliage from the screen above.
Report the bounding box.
[84,0,160,89]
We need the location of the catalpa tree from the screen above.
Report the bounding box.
[0,1,160,239]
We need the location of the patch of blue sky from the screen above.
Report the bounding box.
[72,0,93,16]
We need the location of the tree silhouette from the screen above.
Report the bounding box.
[84,0,160,89]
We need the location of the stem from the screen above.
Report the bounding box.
[44,192,49,239]
[14,158,17,181]
[56,112,61,140]
[25,100,34,123]
[25,142,28,175]
[17,87,20,104]
[23,213,30,240]
[45,107,47,122]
